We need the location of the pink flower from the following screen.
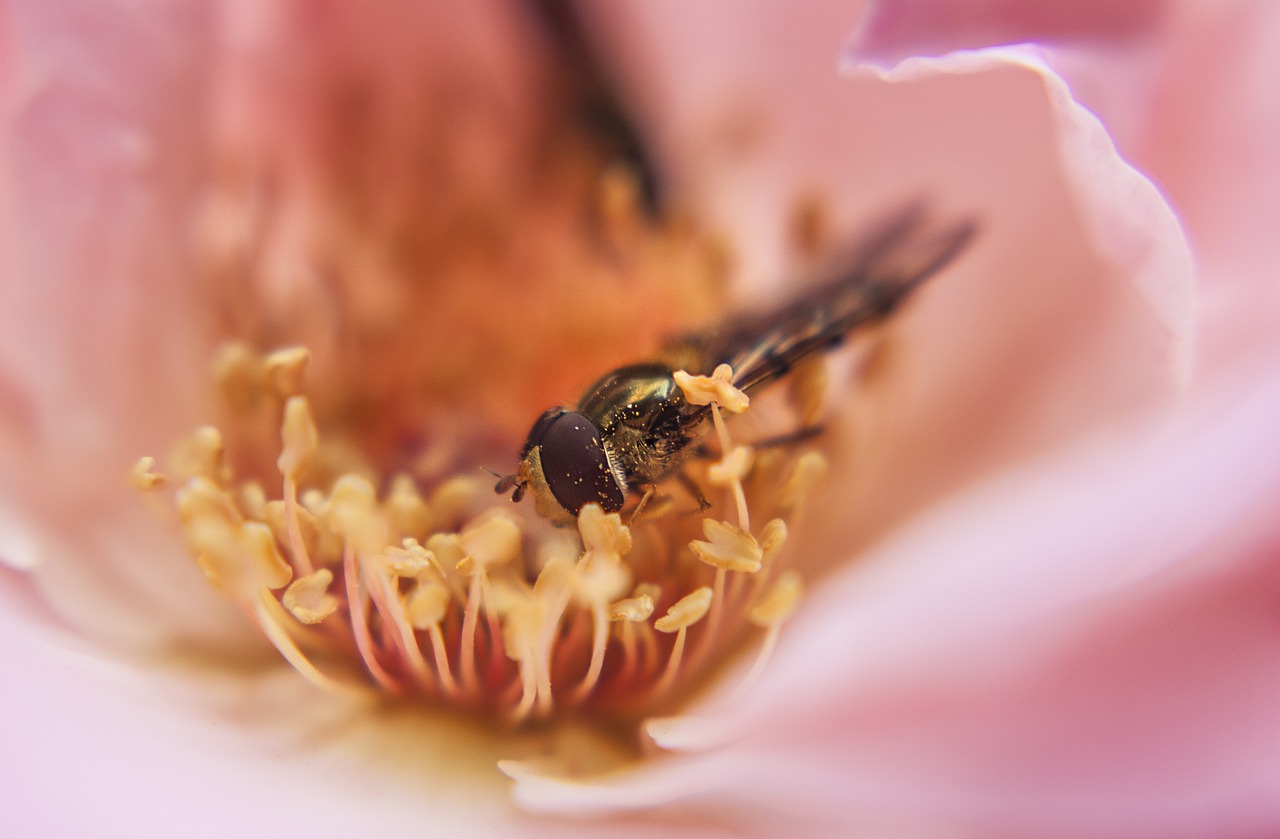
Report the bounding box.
[3,2,1278,837]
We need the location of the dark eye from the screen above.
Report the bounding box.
[531,411,626,516]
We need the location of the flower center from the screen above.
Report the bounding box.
[136,354,823,723]
[132,15,840,723]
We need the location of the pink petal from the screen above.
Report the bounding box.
[846,1,1280,377]
[849,46,1194,380]
[1122,3,1280,374]
[848,0,1168,69]
[0,1,233,644]
[1,606,725,838]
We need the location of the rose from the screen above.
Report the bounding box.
[3,1,1278,837]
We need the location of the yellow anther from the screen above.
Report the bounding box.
[283,569,339,624]
[277,396,318,478]
[325,474,387,555]
[759,518,788,562]
[386,475,431,541]
[573,552,632,605]
[707,445,754,487]
[264,499,316,558]
[577,503,633,561]
[609,593,654,622]
[534,554,575,595]
[655,586,713,633]
[749,570,804,628]
[456,513,521,573]
[689,518,763,573]
[237,481,267,520]
[426,476,485,529]
[263,346,310,398]
[184,482,291,594]
[240,521,293,591]
[406,582,451,629]
[171,426,228,483]
[781,451,828,509]
[212,342,262,413]
[673,364,750,413]
[381,545,431,578]
[129,456,167,491]
[177,476,240,529]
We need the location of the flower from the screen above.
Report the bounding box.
[4,2,1279,838]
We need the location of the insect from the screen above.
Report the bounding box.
[496,206,977,525]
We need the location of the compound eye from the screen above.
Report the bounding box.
[535,411,625,516]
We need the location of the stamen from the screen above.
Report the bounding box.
[745,518,789,605]
[263,346,310,399]
[608,592,655,623]
[689,519,763,574]
[276,396,317,480]
[674,364,750,414]
[676,366,752,529]
[238,482,268,520]
[653,586,714,697]
[212,342,263,413]
[386,475,432,541]
[282,568,338,624]
[781,451,828,512]
[609,589,657,688]
[129,456,167,491]
[749,569,804,627]
[456,515,521,691]
[250,589,370,700]
[406,582,460,698]
[531,556,575,716]
[568,506,633,703]
[458,570,485,694]
[503,595,542,722]
[342,540,403,696]
[171,426,229,484]
[278,397,320,576]
[369,551,437,693]
[178,478,292,595]
[708,444,754,531]
[736,570,805,696]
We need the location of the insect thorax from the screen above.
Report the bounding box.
[576,362,701,486]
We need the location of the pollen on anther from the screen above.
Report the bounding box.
[277,396,318,479]
[129,456,167,491]
[655,586,714,633]
[578,503,633,562]
[689,519,763,573]
[609,592,655,622]
[406,583,451,629]
[781,451,828,510]
[171,426,229,484]
[284,568,339,624]
[456,514,521,572]
[707,445,754,487]
[263,346,311,398]
[673,365,750,413]
[749,570,803,627]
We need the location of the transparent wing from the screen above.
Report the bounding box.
[666,205,976,412]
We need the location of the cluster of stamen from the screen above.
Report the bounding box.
[137,350,825,723]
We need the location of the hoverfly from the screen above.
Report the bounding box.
[496,206,976,525]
